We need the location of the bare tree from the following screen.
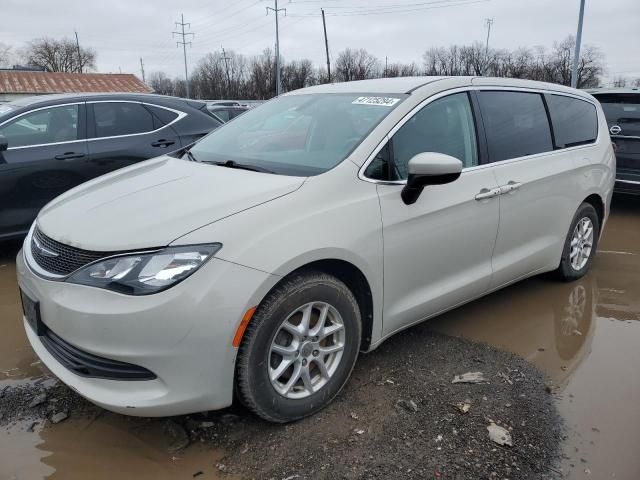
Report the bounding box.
[190,50,249,99]
[0,42,12,67]
[247,49,276,99]
[281,59,316,92]
[421,36,603,87]
[334,48,380,82]
[22,37,96,73]
[384,61,419,77]
[148,71,175,96]
[612,76,627,87]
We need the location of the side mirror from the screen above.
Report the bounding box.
[0,135,7,152]
[401,152,463,205]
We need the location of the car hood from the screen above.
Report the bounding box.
[37,156,305,251]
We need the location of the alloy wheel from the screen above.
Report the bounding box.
[569,217,594,271]
[269,301,345,399]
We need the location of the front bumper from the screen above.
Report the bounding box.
[16,249,276,417]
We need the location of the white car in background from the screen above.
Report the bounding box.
[17,76,614,422]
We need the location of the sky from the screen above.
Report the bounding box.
[1,0,639,85]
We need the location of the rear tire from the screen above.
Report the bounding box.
[236,271,361,423]
[556,203,600,281]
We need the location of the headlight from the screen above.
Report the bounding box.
[66,244,222,295]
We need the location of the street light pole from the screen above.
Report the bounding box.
[571,0,586,88]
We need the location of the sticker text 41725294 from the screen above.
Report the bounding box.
[352,96,400,107]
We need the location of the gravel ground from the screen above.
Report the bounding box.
[0,326,563,479]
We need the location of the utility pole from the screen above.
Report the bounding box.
[221,46,232,96]
[74,31,82,74]
[384,56,388,78]
[139,57,146,83]
[483,18,494,76]
[173,14,194,98]
[321,8,331,83]
[571,0,586,88]
[266,0,286,96]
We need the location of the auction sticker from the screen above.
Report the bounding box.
[352,96,400,106]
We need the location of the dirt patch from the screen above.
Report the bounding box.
[0,328,562,479]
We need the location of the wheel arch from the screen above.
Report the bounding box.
[583,193,605,231]
[248,258,377,352]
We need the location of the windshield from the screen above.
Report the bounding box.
[595,94,640,137]
[190,93,406,176]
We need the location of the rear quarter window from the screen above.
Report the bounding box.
[546,95,598,147]
[146,105,179,126]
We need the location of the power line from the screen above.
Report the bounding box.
[190,16,272,46]
[307,0,466,9]
[173,13,194,98]
[190,0,260,29]
[288,0,489,17]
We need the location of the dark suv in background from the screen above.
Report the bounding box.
[589,88,640,195]
[0,93,222,240]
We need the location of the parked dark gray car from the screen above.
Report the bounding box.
[0,93,222,240]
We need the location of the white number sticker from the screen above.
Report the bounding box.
[352,96,400,107]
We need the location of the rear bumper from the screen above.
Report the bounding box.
[615,169,640,195]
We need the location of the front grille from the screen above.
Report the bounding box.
[40,326,156,381]
[31,227,117,276]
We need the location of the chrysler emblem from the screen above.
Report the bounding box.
[610,125,622,135]
[33,236,59,258]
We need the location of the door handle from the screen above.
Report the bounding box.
[54,152,86,160]
[500,181,523,194]
[475,187,501,201]
[151,139,176,148]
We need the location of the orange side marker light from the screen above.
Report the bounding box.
[232,306,257,347]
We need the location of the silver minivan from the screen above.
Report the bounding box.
[17,77,614,422]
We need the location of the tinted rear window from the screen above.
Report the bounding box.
[547,95,598,147]
[478,91,553,162]
[594,94,640,137]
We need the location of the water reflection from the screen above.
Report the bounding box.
[429,273,598,389]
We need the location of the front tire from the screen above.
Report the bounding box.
[236,271,361,423]
[556,203,600,281]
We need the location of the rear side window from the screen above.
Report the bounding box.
[547,95,598,147]
[478,91,553,162]
[93,102,154,138]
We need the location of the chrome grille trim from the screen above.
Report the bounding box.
[30,226,118,277]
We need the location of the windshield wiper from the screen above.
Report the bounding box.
[210,160,275,174]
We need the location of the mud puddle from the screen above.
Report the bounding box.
[430,195,640,479]
[1,196,639,479]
